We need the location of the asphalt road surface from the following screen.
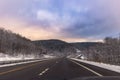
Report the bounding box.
[0,58,120,80]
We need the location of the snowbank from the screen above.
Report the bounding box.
[0,53,36,61]
[71,58,120,73]
[43,54,56,59]
[0,53,55,67]
[0,53,56,61]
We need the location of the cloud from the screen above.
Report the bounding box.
[37,10,58,22]
[59,0,120,39]
[0,17,58,40]
[0,0,120,42]
[100,0,120,28]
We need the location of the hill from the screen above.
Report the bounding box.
[33,39,76,56]
[70,42,102,51]
[0,28,45,57]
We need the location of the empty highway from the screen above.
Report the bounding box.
[0,58,120,80]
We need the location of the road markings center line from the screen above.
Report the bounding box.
[39,68,49,76]
[70,60,103,77]
[39,60,59,76]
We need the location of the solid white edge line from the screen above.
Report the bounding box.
[70,59,103,77]
[0,59,51,68]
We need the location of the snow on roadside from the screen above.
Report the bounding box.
[0,53,56,62]
[0,53,55,68]
[0,53,36,61]
[71,58,120,73]
[43,54,56,59]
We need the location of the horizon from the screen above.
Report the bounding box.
[0,0,120,42]
[0,27,103,43]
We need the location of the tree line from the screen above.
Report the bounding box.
[33,40,76,57]
[82,37,120,65]
[0,28,45,57]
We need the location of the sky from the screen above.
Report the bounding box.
[0,0,120,42]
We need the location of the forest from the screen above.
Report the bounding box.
[1,27,120,65]
[0,28,45,57]
[82,37,120,65]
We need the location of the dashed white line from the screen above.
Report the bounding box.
[39,68,49,76]
[70,60,103,77]
[39,61,59,76]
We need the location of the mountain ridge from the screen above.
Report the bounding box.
[33,39,102,56]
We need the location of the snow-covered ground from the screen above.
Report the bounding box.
[0,53,55,68]
[72,58,120,73]
[0,53,36,61]
[43,54,56,59]
[0,53,55,61]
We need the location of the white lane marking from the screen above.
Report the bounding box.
[39,61,59,76]
[70,60,103,77]
[39,68,49,76]
[0,59,51,68]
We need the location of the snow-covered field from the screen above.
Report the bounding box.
[72,58,120,73]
